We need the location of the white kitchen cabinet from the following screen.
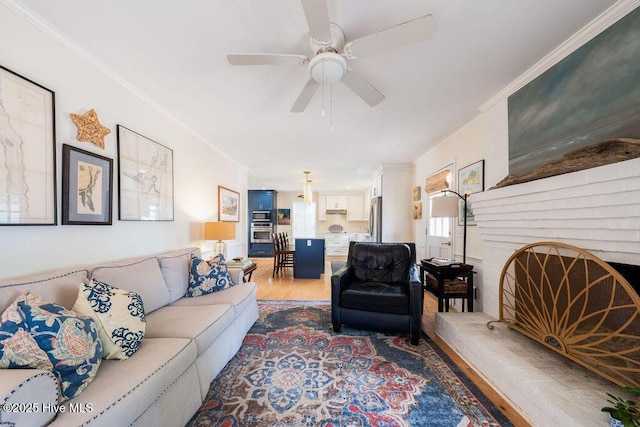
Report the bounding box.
[318,195,327,221]
[325,195,348,210]
[347,194,365,221]
[324,233,350,256]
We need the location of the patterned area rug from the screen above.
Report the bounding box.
[187,302,512,427]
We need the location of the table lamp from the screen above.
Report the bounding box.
[204,222,236,259]
[430,190,468,264]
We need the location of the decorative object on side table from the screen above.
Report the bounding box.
[218,186,240,222]
[62,144,113,225]
[457,159,484,226]
[70,109,111,149]
[117,125,174,221]
[0,65,56,225]
[205,221,236,258]
[602,386,640,427]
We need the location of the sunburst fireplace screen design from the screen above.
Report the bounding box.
[488,242,640,388]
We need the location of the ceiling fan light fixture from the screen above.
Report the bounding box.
[309,52,346,83]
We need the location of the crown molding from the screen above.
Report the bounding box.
[479,0,639,112]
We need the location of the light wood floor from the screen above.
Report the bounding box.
[250,256,529,426]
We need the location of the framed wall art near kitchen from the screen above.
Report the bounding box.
[458,160,484,226]
[62,144,112,225]
[0,65,56,225]
[218,186,239,222]
[117,125,174,221]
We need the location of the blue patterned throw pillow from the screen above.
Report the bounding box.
[0,292,102,401]
[186,254,234,297]
[72,279,146,360]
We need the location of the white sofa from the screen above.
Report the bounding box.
[0,247,259,427]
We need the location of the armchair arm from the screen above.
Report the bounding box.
[0,369,58,426]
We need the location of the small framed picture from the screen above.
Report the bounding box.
[413,201,423,220]
[412,186,421,201]
[218,186,240,222]
[62,144,113,225]
[458,160,484,226]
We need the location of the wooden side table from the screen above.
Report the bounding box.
[226,262,257,282]
[420,259,475,312]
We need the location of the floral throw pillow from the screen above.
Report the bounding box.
[186,254,234,297]
[72,279,146,360]
[0,292,102,401]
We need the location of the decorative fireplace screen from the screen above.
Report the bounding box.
[488,241,640,388]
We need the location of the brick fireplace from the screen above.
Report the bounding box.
[434,157,640,426]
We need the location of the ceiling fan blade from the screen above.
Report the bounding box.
[227,53,308,66]
[291,79,320,113]
[300,0,331,44]
[343,14,434,59]
[341,71,385,107]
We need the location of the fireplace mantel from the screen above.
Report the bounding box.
[471,157,640,318]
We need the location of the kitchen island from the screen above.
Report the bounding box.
[293,238,325,279]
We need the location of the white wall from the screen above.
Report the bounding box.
[0,3,248,279]
[412,1,640,316]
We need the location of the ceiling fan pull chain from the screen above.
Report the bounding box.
[330,83,334,132]
[321,58,326,117]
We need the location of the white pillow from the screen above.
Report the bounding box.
[72,279,146,360]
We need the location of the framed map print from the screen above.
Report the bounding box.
[0,65,56,225]
[117,125,174,221]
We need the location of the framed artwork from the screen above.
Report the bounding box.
[0,65,56,225]
[218,186,239,222]
[412,186,421,201]
[458,160,484,226]
[412,201,422,220]
[277,208,291,225]
[62,144,112,225]
[507,8,640,182]
[117,125,174,221]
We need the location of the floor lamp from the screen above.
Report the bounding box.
[204,222,236,259]
[430,190,468,264]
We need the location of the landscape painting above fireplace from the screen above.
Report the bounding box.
[506,7,640,182]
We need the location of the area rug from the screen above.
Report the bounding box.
[187,302,513,427]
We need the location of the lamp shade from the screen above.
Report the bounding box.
[204,222,236,240]
[431,195,459,218]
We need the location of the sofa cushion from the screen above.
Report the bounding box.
[46,337,198,427]
[158,248,200,303]
[72,279,146,360]
[341,280,410,315]
[171,281,257,318]
[0,270,89,314]
[145,305,234,356]
[351,243,411,283]
[91,257,170,314]
[186,255,234,297]
[1,292,102,401]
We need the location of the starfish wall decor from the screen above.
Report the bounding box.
[70,109,111,149]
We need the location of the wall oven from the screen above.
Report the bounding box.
[251,211,271,222]
[250,223,273,243]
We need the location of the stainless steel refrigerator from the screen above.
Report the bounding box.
[369,197,382,242]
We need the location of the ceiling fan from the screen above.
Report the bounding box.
[226,0,434,112]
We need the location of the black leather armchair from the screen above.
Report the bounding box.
[331,242,423,345]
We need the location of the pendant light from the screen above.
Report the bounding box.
[303,171,313,203]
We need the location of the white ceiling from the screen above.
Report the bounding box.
[16,0,618,192]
